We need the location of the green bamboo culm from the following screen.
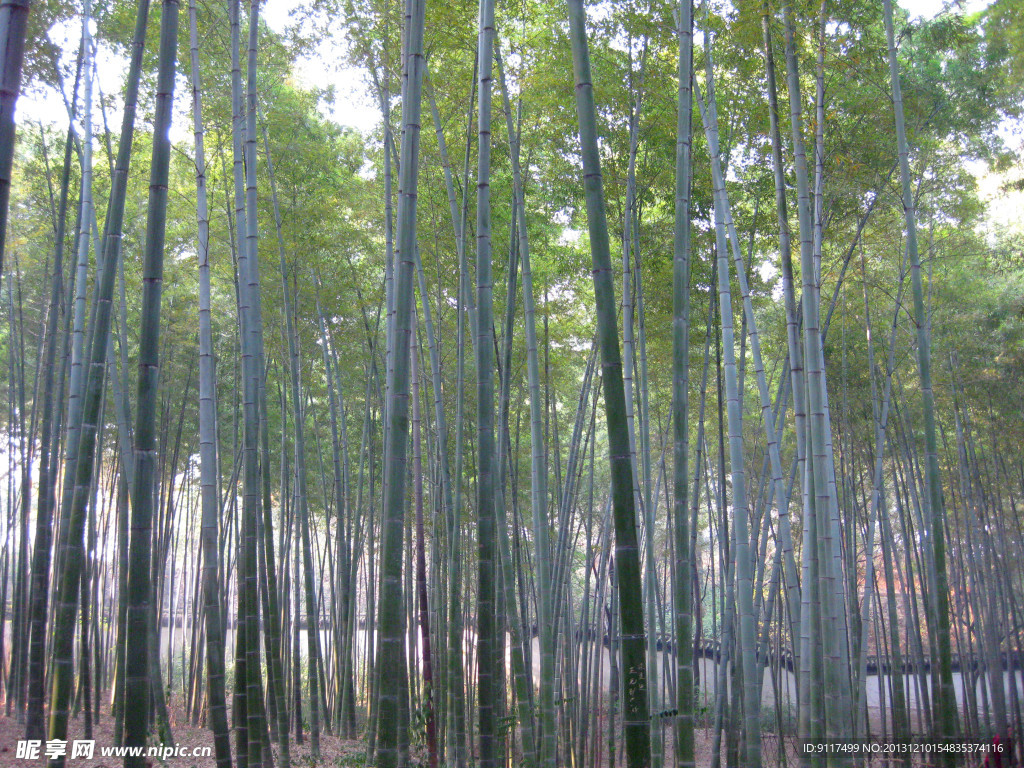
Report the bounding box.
[227,0,253,759]
[242,2,270,758]
[672,0,694,765]
[26,51,82,734]
[414,79,460,755]
[228,0,272,757]
[123,0,179,765]
[48,18,92,708]
[439,52,475,768]
[475,0,497,762]
[59,0,95,576]
[0,0,30,282]
[102,0,150,749]
[481,173,537,763]
[565,1,650,766]
[881,0,958,750]
[374,0,426,764]
[186,0,231,761]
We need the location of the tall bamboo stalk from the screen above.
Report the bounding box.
[122,1,179,764]
[228,0,256,758]
[475,0,497,760]
[565,1,650,764]
[374,0,426,763]
[762,1,807,668]
[269,99,322,760]
[672,0,694,764]
[187,0,231,760]
[412,339,439,768]
[0,0,30,281]
[242,3,271,759]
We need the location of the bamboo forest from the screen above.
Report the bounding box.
[0,0,1023,764]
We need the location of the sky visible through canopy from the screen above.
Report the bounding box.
[14,0,997,138]
[257,0,995,136]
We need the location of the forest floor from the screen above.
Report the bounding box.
[0,712,984,767]
[0,706,365,767]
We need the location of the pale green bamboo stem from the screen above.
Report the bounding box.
[187,0,231,760]
[696,72,762,768]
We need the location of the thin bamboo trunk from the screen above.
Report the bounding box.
[475,0,498,756]
[696,70,761,767]
[187,1,231,760]
[672,1,695,763]
[882,0,958,746]
[412,340,439,768]
[494,40,554,768]
[272,113,321,763]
